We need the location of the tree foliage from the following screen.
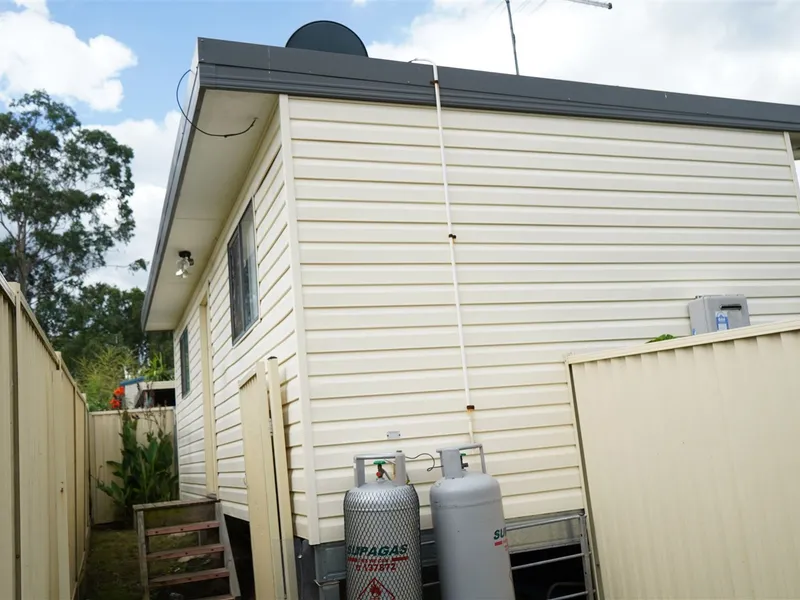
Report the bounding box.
[76,343,174,412]
[38,283,173,374]
[0,90,135,304]
[76,345,139,412]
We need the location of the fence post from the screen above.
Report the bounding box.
[4,282,20,600]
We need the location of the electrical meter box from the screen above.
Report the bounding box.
[688,295,750,335]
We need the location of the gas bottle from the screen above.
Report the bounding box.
[343,451,423,600]
[430,443,515,600]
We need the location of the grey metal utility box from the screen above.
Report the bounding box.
[688,295,750,335]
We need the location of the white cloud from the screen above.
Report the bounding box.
[13,0,47,17]
[368,0,800,105]
[86,112,181,289]
[0,0,136,111]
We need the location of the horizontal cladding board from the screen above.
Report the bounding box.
[288,99,786,150]
[295,200,800,229]
[218,472,246,490]
[290,120,791,166]
[308,363,567,401]
[219,486,248,507]
[293,159,796,196]
[299,243,800,265]
[311,408,575,446]
[298,222,800,246]
[302,318,785,354]
[216,440,244,461]
[309,384,568,422]
[303,299,800,332]
[292,140,791,181]
[301,265,800,290]
[218,456,245,473]
[294,180,798,213]
[306,342,627,377]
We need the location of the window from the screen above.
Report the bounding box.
[228,201,258,343]
[179,327,190,396]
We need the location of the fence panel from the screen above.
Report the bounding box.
[0,276,91,600]
[568,320,800,600]
[89,408,176,525]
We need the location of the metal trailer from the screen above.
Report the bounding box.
[295,510,594,600]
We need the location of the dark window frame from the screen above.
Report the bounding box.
[179,327,190,397]
[227,200,259,344]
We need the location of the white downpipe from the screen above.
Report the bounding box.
[411,58,475,444]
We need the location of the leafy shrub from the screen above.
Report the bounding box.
[96,409,179,524]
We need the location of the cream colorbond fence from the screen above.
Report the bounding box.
[568,320,800,600]
[0,275,91,600]
[90,407,176,525]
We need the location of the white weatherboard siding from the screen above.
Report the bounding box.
[174,307,207,498]
[173,105,306,533]
[286,96,800,544]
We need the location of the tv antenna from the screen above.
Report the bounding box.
[503,0,612,75]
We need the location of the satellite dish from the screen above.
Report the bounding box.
[285,20,368,57]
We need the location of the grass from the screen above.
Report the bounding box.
[84,528,141,600]
[84,527,215,600]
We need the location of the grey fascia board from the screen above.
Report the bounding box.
[196,37,800,133]
[141,65,204,331]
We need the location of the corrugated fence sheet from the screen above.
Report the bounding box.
[0,274,91,600]
[568,321,800,600]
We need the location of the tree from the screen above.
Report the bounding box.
[36,283,173,375]
[76,344,139,412]
[0,90,135,304]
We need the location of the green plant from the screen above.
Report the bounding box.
[96,409,178,524]
[647,334,678,343]
[141,352,173,382]
[76,344,139,411]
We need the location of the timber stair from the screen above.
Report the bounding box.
[134,498,241,600]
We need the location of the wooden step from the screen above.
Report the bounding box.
[149,567,229,587]
[146,520,219,536]
[135,498,217,511]
[147,543,225,561]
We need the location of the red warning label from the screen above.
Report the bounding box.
[357,577,396,599]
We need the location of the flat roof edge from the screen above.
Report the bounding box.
[141,63,204,332]
[197,37,800,134]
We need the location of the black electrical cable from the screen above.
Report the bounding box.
[175,69,257,138]
[407,452,438,472]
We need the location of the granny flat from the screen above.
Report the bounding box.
[142,21,800,598]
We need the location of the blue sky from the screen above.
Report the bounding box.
[0,0,798,289]
[43,0,424,125]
